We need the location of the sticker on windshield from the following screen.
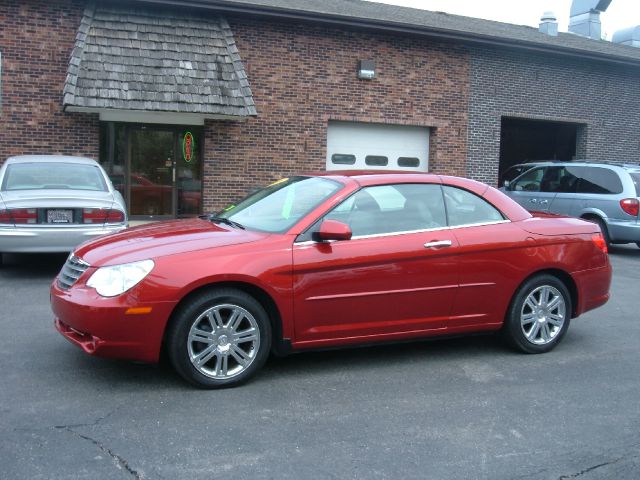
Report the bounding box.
[269,178,289,187]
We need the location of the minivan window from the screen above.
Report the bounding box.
[578,167,623,195]
[511,167,545,192]
[542,166,581,193]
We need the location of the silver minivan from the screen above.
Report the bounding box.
[501,161,640,248]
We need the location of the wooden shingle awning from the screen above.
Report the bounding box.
[63,2,256,120]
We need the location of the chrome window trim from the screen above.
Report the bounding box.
[294,219,511,245]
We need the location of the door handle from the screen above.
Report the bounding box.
[424,240,452,249]
[539,199,548,205]
[529,198,538,204]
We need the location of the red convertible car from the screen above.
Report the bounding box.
[51,172,611,388]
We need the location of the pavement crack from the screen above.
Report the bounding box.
[53,408,117,430]
[74,430,143,480]
[558,456,625,479]
[52,408,143,480]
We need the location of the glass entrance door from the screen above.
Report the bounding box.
[129,129,175,217]
[100,123,203,219]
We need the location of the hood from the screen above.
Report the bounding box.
[0,189,115,210]
[520,216,600,236]
[74,218,269,266]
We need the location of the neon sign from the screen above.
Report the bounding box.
[183,131,195,163]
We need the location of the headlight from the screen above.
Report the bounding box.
[86,259,155,297]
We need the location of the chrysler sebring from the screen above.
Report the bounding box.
[51,172,611,388]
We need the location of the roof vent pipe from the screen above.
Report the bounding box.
[612,26,640,47]
[568,0,612,40]
[539,11,559,36]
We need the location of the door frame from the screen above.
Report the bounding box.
[102,121,204,220]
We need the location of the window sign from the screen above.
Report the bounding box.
[183,131,195,163]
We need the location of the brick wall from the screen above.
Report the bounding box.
[467,46,640,186]
[0,0,99,162]
[202,18,470,211]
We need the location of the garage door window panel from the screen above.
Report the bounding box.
[365,156,389,167]
[331,154,356,166]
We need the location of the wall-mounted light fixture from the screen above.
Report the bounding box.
[357,60,376,80]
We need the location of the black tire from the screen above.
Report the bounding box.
[167,288,272,388]
[503,274,572,354]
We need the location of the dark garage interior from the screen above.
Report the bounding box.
[499,117,580,178]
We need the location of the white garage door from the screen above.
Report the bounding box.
[326,121,430,172]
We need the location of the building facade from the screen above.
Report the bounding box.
[1,0,639,219]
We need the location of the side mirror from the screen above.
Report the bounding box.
[503,180,511,190]
[314,220,352,242]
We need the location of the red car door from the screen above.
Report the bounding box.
[441,185,531,330]
[291,183,459,347]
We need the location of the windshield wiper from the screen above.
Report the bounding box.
[200,214,245,230]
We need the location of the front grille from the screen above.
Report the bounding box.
[57,255,90,290]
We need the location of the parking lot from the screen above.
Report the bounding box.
[1,247,639,479]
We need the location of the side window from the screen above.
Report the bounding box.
[555,166,581,193]
[541,166,581,193]
[578,167,624,195]
[443,186,504,227]
[324,183,446,237]
[512,167,545,192]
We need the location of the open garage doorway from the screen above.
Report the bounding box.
[499,117,582,181]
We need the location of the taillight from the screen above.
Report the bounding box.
[0,209,12,224]
[106,209,125,223]
[620,198,639,217]
[82,208,107,224]
[10,208,38,224]
[82,208,125,224]
[592,233,608,254]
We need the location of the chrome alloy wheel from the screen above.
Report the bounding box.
[187,304,260,379]
[520,285,566,345]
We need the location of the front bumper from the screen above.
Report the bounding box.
[51,280,175,363]
[0,224,127,253]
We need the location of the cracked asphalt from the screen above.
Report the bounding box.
[1,246,639,479]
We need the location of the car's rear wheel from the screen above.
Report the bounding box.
[503,274,572,354]
[167,288,271,388]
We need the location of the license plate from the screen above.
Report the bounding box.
[47,209,73,224]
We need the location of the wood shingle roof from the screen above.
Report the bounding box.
[63,2,256,117]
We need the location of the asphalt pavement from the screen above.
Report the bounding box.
[1,246,639,479]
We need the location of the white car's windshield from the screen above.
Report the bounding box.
[216,176,342,233]
[1,163,108,192]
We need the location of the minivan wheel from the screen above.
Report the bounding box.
[167,288,272,388]
[503,274,572,354]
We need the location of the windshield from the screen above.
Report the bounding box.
[1,163,108,192]
[217,176,342,233]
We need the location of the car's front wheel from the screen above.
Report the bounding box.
[503,274,572,353]
[167,288,272,388]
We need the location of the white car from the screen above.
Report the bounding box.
[0,156,128,264]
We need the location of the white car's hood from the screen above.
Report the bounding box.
[0,189,116,209]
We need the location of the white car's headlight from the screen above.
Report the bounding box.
[86,259,155,297]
